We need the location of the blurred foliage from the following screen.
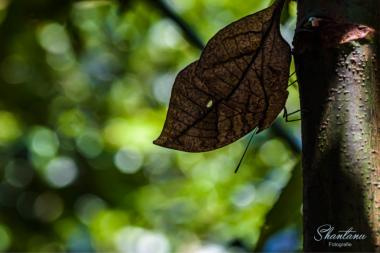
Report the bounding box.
[255,159,302,252]
[0,0,302,252]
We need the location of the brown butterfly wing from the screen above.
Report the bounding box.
[154,0,291,152]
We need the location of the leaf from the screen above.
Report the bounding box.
[254,159,302,252]
[154,0,291,152]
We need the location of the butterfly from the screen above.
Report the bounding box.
[154,0,291,153]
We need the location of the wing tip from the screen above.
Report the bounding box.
[153,137,188,152]
[153,138,165,147]
[153,137,182,151]
[153,137,212,153]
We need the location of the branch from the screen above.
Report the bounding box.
[147,0,204,50]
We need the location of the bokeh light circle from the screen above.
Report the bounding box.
[34,191,64,222]
[114,147,143,174]
[75,194,106,225]
[5,159,34,188]
[0,224,11,251]
[44,157,78,188]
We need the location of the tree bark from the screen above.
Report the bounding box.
[294,0,380,251]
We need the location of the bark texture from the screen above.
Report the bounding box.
[294,0,380,252]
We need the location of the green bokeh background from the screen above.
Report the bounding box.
[0,0,302,252]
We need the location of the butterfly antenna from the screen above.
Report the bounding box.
[235,127,259,173]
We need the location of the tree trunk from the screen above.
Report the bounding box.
[294,0,380,251]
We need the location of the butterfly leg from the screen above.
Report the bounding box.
[283,107,301,122]
[283,107,310,122]
[288,80,298,88]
